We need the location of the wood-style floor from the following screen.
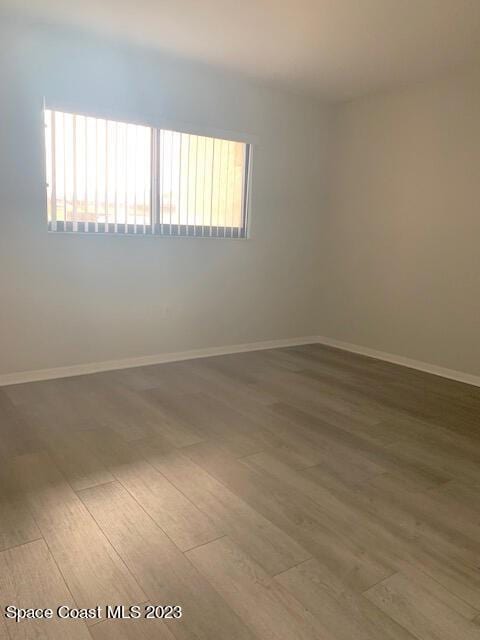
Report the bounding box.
[1,343,480,639]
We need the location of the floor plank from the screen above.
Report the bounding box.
[89,614,176,640]
[79,428,220,551]
[12,452,146,612]
[187,536,331,640]
[0,466,40,553]
[393,563,478,621]
[365,571,480,640]
[184,440,393,591]
[134,440,310,574]
[276,558,416,640]
[79,482,255,640]
[115,458,220,552]
[0,539,91,640]
[18,403,114,491]
[0,618,8,640]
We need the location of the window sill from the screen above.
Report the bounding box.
[48,221,248,238]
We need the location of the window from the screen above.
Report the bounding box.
[44,109,251,237]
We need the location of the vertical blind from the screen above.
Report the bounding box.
[44,109,251,237]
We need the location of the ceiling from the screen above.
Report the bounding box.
[5,0,480,101]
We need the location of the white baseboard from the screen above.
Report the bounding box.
[0,336,319,387]
[2,333,479,389]
[315,335,480,388]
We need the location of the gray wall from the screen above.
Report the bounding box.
[321,68,480,376]
[0,18,329,376]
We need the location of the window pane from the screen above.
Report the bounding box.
[157,130,248,236]
[44,109,152,231]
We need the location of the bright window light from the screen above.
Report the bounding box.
[44,109,251,238]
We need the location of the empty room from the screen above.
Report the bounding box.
[1,1,480,639]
